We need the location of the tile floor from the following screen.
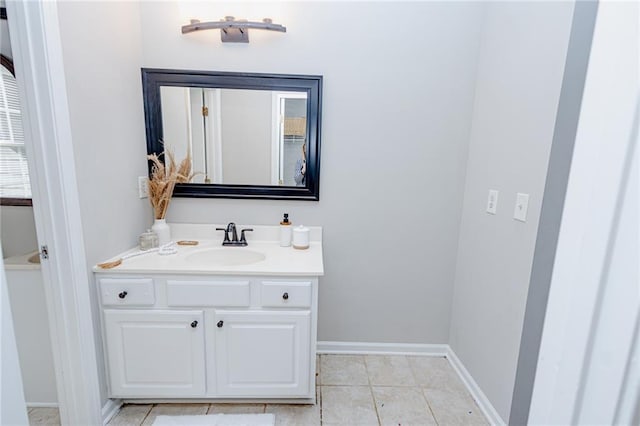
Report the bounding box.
[28,354,488,426]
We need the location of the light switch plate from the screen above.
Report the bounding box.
[514,193,529,222]
[486,190,499,214]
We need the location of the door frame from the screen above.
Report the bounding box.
[271,91,308,186]
[6,2,103,424]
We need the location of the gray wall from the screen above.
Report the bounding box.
[0,206,38,258]
[139,1,486,343]
[56,1,151,407]
[448,2,574,422]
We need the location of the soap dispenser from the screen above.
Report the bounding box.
[280,213,292,247]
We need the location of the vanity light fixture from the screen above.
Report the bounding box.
[181,16,286,43]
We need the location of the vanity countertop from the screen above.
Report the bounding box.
[93,224,324,277]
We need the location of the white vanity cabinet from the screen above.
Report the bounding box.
[214,310,311,397]
[96,275,318,401]
[104,309,206,397]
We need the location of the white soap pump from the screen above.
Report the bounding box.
[279,213,292,247]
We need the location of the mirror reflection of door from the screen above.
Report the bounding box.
[275,93,307,187]
[160,87,308,187]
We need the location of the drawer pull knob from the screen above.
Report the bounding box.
[282,292,289,300]
[217,320,224,328]
[190,321,198,328]
[118,291,128,299]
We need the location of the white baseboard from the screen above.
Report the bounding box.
[102,399,123,425]
[446,348,506,426]
[317,341,448,356]
[26,402,59,408]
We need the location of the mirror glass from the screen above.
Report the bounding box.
[160,87,307,187]
[142,69,322,200]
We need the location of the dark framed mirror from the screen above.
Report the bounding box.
[142,69,322,200]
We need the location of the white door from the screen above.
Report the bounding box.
[214,310,311,397]
[104,309,205,398]
[1,252,29,425]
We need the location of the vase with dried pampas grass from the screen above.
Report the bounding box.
[147,148,195,245]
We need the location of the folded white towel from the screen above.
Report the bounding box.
[153,413,275,426]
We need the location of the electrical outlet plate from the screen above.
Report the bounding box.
[138,176,149,199]
[486,190,498,214]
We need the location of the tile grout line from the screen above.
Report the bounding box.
[319,355,324,425]
[407,355,441,426]
[421,388,441,426]
[138,403,155,426]
[363,354,383,426]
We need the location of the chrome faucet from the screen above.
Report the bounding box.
[216,222,253,246]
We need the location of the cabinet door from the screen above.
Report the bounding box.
[214,310,311,397]
[104,309,205,397]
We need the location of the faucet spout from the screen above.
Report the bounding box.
[216,222,250,246]
[226,222,238,242]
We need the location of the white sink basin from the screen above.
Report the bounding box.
[184,247,266,266]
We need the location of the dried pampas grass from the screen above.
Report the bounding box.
[147,148,196,220]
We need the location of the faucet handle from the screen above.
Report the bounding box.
[240,228,253,244]
[215,227,230,242]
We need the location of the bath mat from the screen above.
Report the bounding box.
[153,413,275,426]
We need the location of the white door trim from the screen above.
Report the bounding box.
[528,2,640,424]
[6,2,103,424]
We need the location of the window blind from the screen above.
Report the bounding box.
[0,65,30,199]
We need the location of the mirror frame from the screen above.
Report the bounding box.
[141,68,322,200]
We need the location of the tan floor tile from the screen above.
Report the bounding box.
[321,386,378,425]
[28,408,60,426]
[108,404,152,426]
[365,355,416,386]
[408,356,467,391]
[265,401,320,426]
[207,404,265,414]
[372,386,437,426]
[142,403,208,425]
[321,355,369,385]
[424,388,489,425]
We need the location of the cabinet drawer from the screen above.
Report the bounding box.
[261,281,311,308]
[167,280,250,307]
[100,278,155,306]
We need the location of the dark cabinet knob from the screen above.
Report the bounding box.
[118,291,128,299]
[190,321,198,328]
[282,292,289,300]
[217,320,224,328]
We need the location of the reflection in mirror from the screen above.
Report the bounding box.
[0,54,32,206]
[142,69,322,200]
[160,87,307,187]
